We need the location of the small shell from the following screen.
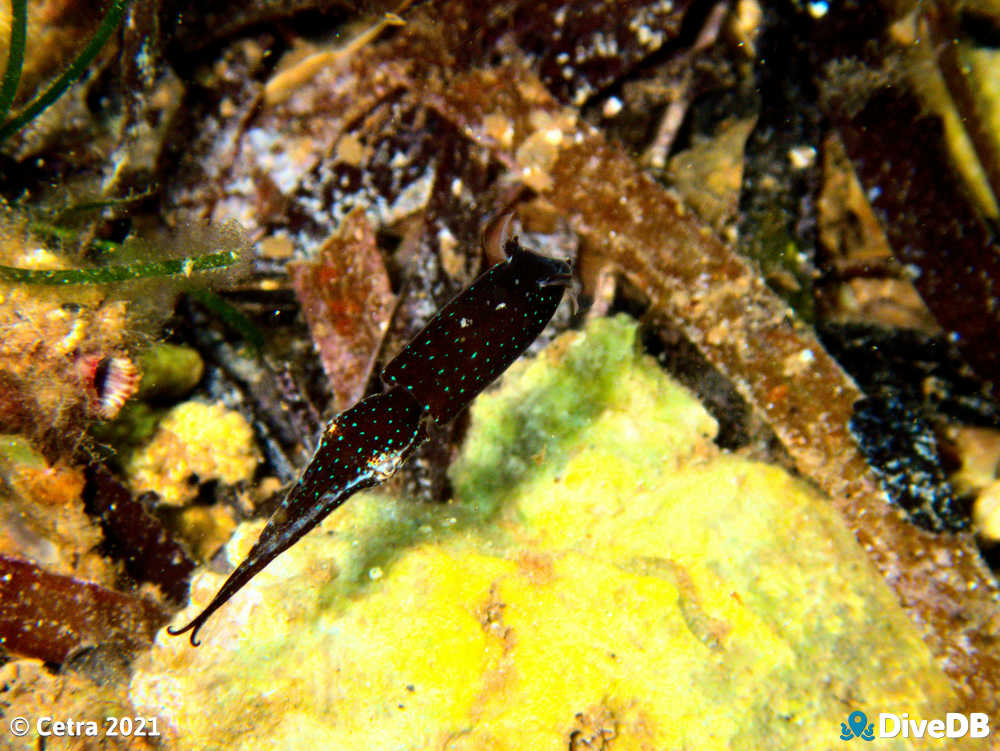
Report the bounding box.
[79,354,140,419]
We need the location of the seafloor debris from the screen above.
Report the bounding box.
[832,87,1000,400]
[665,116,757,235]
[815,133,941,331]
[287,209,396,413]
[813,3,1000,402]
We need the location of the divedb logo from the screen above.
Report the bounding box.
[839,710,990,741]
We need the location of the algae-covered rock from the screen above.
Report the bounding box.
[135,344,205,401]
[125,401,259,506]
[130,315,958,750]
[0,433,114,585]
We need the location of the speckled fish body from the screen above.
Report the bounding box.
[168,389,423,645]
[169,239,570,645]
[382,240,572,423]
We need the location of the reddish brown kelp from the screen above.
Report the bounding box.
[288,210,397,413]
[0,554,167,663]
[84,468,196,604]
[833,89,1000,400]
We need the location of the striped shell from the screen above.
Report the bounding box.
[79,353,140,419]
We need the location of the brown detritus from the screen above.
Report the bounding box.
[832,88,1000,402]
[166,35,407,236]
[165,0,699,237]
[642,0,730,170]
[262,3,413,108]
[815,134,939,331]
[809,2,1000,398]
[829,277,940,333]
[162,34,276,226]
[420,0,693,108]
[913,3,1000,219]
[287,209,396,413]
[164,0,403,55]
[105,68,187,204]
[399,60,1000,713]
[0,554,167,664]
[83,467,196,604]
[816,133,894,267]
[665,116,757,235]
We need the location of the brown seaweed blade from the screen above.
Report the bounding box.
[85,467,197,603]
[168,388,424,645]
[0,555,166,662]
[833,89,1000,399]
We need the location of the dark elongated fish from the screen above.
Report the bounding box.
[168,237,571,645]
[381,240,571,423]
[167,389,424,645]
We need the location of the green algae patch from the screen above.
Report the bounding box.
[131,315,959,751]
[449,315,718,519]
